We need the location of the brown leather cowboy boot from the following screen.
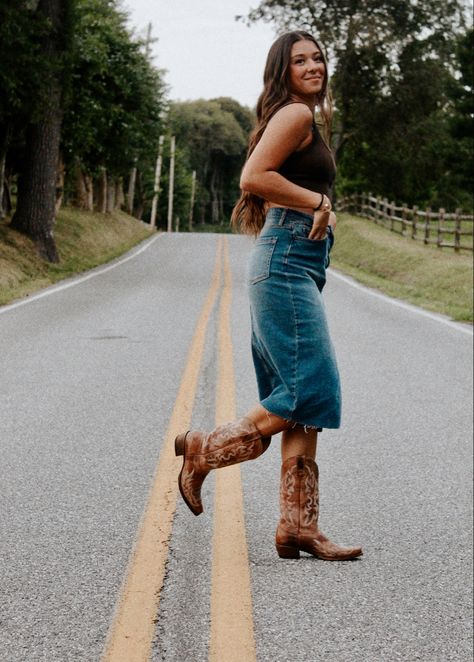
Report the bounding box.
[275,455,363,560]
[175,417,271,516]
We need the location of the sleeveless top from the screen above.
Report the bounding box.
[277,105,336,196]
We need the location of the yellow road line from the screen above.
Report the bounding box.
[209,238,257,662]
[102,237,223,662]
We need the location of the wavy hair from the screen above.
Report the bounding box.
[231,31,333,235]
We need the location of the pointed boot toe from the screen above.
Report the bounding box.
[175,418,271,516]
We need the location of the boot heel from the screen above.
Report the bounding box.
[175,433,187,457]
[276,544,300,559]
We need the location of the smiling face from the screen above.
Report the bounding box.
[288,39,326,102]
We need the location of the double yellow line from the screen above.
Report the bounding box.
[101,237,256,662]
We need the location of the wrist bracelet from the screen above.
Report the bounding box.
[313,194,324,211]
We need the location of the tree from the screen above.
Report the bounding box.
[444,28,474,207]
[61,0,167,214]
[242,0,470,208]
[337,39,453,204]
[169,98,254,224]
[10,0,73,262]
[0,1,52,218]
[243,0,466,160]
[2,0,168,253]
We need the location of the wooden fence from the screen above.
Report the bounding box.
[336,192,474,253]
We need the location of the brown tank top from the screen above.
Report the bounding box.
[278,107,336,196]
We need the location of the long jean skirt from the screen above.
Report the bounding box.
[247,207,341,429]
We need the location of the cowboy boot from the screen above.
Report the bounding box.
[175,417,271,516]
[275,455,363,560]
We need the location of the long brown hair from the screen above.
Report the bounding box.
[231,31,333,235]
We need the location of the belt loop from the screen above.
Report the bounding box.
[278,208,288,226]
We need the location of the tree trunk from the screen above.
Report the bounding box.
[3,174,12,217]
[10,0,68,262]
[210,164,219,224]
[332,16,356,164]
[127,164,137,215]
[199,201,206,225]
[55,151,65,214]
[11,88,62,261]
[98,168,107,213]
[116,178,125,209]
[0,125,10,219]
[74,162,90,209]
[134,169,144,220]
[85,174,93,210]
[106,175,115,213]
[218,170,224,224]
[0,157,6,219]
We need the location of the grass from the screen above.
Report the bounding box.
[1,208,472,323]
[331,213,473,322]
[0,207,153,306]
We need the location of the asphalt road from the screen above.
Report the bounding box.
[0,232,472,662]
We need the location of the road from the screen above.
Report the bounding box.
[0,232,472,662]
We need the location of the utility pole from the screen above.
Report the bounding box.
[145,22,153,60]
[150,135,164,230]
[167,135,176,233]
[188,170,196,232]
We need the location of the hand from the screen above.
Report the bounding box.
[309,210,330,240]
[328,211,337,229]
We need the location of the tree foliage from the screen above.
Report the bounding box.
[0,2,49,128]
[62,0,167,177]
[167,98,254,225]
[243,0,472,210]
[9,0,74,261]
[0,0,169,256]
[443,28,474,204]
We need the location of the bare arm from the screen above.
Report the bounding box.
[240,103,331,239]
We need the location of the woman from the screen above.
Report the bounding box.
[175,31,362,561]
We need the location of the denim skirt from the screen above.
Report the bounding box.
[247,207,341,429]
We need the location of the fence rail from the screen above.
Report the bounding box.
[336,192,473,253]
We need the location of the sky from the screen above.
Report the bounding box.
[122,0,277,108]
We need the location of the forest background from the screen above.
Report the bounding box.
[0,0,472,263]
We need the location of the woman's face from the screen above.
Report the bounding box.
[288,39,325,100]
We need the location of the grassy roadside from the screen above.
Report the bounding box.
[1,208,472,323]
[331,213,473,322]
[0,207,153,306]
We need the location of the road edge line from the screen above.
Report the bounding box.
[0,232,163,316]
[329,268,473,336]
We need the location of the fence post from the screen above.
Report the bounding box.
[346,194,471,252]
[424,207,431,244]
[412,205,418,240]
[437,208,445,248]
[376,197,381,225]
[401,204,407,236]
[454,208,462,253]
[383,198,389,227]
[364,191,369,220]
